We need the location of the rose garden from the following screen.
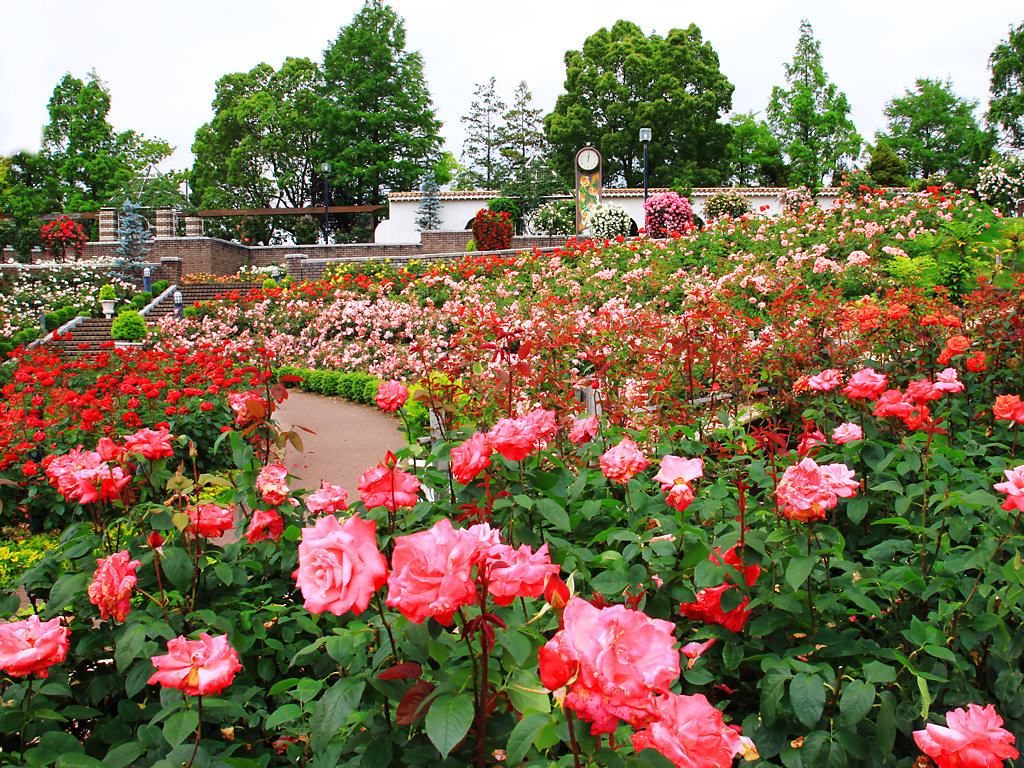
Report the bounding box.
[0,181,1019,768]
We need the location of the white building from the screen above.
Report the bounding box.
[374,187,843,244]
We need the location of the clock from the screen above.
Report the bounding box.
[576,147,600,172]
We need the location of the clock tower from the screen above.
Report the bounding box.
[574,146,602,235]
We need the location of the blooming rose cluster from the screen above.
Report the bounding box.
[387,518,559,624]
[43,446,131,504]
[539,598,747,766]
[775,457,858,522]
[486,408,557,462]
[305,481,349,515]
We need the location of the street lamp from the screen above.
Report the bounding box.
[321,162,331,243]
[639,128,652,201]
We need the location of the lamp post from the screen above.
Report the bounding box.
[321,162,331,243]
[143,267,152,294]
[173,290,183,318]
[639,128,652,202]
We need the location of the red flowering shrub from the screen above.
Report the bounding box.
[39,216,88,261]
[471,209,513,250]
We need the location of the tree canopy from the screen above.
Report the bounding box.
[766,20,860,188]
[319,0,443,219]
[876,78,993,187]
[191,57,323,211]
[987,21,1024,152]
[544,20,735,188]
[726,112,788,187]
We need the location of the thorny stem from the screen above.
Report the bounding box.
[566,711,583,768]
[184,695,203,768]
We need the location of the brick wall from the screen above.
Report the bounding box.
[2,232,573,279]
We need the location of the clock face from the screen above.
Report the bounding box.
[577,148,600,172]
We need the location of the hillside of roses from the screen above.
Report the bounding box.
[0,184,1021,768]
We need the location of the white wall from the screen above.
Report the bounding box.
[375,188,844,244]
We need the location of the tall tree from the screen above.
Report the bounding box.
[497,81,547,184]
[865,143,909,187]
[320,0,443,238]
[726,112,788,186]
[460,77,506,188]
[191,57,323,211]
[876,78,993,186]
[987,21,1024,152]
[766,20,861,188]
[43,71,171,211]
[545,20,735,188]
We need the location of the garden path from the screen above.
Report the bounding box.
[272,389,405,498]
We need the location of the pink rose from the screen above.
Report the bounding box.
[681,639,715,670]
[995,465,1024,511]
[148,633,242,696]
[186,503,235,539]
[450,432,493,484]
[0,615,69,678]
[913,703,1018,768]
[600,438,649,484]
[43,447,131,504]
[775,457,837,522]
[520,408,557,445]
[305,481,349,515]
[358,463,420,511]
[906,379,942,405]
[652,455,703,512]
[256,463,290,505]
[123,427,175,460]
[568,414,599,445]
[88,550,141,622]
[228,390,268,423]
[246,508,284,543]
[806,368,843,392]
[485,543,560,606]
[933,368,965,394]
[293,514,388,616]
[797,428,826,456]
[631,693,744,768]
[539,597,680,734]
[386,518,481,624]
[487,417,539,462]
[376,380,409,412]
[832,422,863,444]
[843,367,888,399]
[873,389,914,419]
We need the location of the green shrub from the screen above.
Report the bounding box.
[152,279,169,295]
[292,215,320,245]
[0,533,60,588]
[361,378,378,404]
[466,239,477,252]
[262,278,279,290]
[703,190,752,220]
[530,200,575,235]
[98,283,116,300]
[110,310,147,341]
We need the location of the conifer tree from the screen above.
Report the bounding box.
[415,170,442,231]
[766,20,861,188]
[460,77,506,188]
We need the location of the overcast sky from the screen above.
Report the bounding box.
[1,0,1021,174]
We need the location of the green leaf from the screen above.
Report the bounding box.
[114,623,148,672]
[790,673,826,728]
[536,498,570,531]
[636,747,678,768]
[846,496,868,524]
[265,703,303,729]
[214,562,233,585]
[56,756,105,768]
[917,675,931,719]
[102,743,143,768]
[588,569,629,596]
[310,678,365,754]
[786,555,818,591]
[839,680,875,726]
[505,711,549,766]
[760,667,791,725]
[159,546,193,592]
[424,691,474,758]
[163,709,199,747]
[875,691,897,758]
[862,661,896,684]
[44,572,89,615]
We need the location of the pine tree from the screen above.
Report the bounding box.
[415,170,442,231]
[498,82,546,183]
[766,20,861,188]
[460,77,506,188]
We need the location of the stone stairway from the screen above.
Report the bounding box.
[145,282,262,320]
[50,318,116,359]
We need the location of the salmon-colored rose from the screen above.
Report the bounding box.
[945,335,971,353]
[0,615,69,678]
[88,550,141,622]
[913,703,1018,768]
[450,432,492,485]
[632,693,744,768]
[148,633,242,696]
[186,503,235,539]
[600,438,649,484]
[376,380,409,412]
[245,508,284,543]
[293,514,387,616]
[358,464,420,511]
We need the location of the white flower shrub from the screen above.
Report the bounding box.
[587,203,634,240]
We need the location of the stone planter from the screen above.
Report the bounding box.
[100,299,116,318]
